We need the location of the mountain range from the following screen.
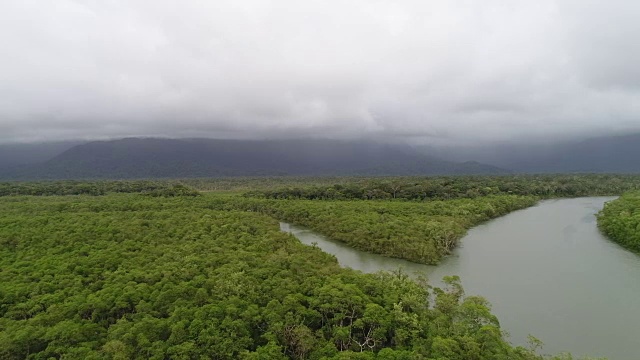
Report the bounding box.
[0,138,507,179]
[424,133,640,174]
[0,134,638,180]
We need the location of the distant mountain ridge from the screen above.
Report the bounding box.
[414,133,640,174]
[465,133,640,173]
[0,141,81,168]
[506,133,640,173]
[0,138,509,179]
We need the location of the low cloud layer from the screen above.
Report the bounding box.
[1,0,640,144]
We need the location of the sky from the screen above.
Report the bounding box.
[1,0,640,145]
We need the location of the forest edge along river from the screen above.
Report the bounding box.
[280,197,640,360]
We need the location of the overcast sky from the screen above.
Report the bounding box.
[1,0,640,145]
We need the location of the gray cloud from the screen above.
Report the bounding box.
[1,0,640,144]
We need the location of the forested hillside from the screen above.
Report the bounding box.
[597,191,640,252]
[0,138,507,179]
[4,133,640,179]
[0,192,560,360]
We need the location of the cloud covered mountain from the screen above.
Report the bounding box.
[0,138,508,179]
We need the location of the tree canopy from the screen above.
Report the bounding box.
[0,192,574,359]
[597,191,640,252]
[0,177,619,359]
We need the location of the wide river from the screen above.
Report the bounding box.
[280,197,640,360]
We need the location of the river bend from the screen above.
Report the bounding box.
[281,197,640,360]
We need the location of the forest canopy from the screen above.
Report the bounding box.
[230,195,537,264]
[0,181,200,197]
[240,174,640,200]
[0,193,561,360]
[0,176,624,359]
[597,191,640,252]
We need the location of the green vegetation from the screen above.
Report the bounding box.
[0,193,560,360]
[0,181,200,197]
[232,174,640,264]
[233,195,537,264]
[241,174,640,200]
[1,176,631,359]
[597,191,640,252]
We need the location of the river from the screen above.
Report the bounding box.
[280,197,640,360]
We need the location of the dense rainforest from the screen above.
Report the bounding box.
[230,195,537,264]
[233,174,640,264]
[0,176,630,359]
[241,174,640,200]
[0,192,571,360]
[0,181,200,197]
[597,191,640,252]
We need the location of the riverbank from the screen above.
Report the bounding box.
[597,191,640,252]
[285,197,637,360]
[233,195,538,264]
[0,192,556,359]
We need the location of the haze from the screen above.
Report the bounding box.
[2,0,640,145]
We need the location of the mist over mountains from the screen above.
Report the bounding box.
[0,138,507,179]
[0,142,82,168]
[0,133,638,180]
[428,133,640,174]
